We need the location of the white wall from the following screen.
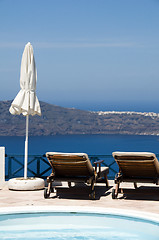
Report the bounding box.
[0,147,5,188]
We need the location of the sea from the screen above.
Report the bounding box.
[1,134,159,156]
[2,134,159,179]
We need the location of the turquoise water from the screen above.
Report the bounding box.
[0,212,158,240]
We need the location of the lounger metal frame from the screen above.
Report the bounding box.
[112,152,159,199]
[44,152,109,200]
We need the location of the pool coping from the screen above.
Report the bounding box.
[0,206,159,224]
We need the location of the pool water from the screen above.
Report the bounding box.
[0,212,158,240]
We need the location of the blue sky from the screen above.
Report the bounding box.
[0,0,159,112]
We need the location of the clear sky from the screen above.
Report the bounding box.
[0,0,159,112]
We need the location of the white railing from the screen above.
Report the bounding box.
[0,147,5,188]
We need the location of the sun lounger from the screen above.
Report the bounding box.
[44,152,109,199]
[112,152,159,199]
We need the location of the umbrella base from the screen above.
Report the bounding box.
[8,177,45,191]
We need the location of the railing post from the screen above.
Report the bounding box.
[0,147,5,188]
[37,157,40,176]
[8,157,12,179]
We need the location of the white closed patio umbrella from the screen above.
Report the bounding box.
[9,42,41,179]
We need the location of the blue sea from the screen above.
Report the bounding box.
[1,134,159,155]
[2,134,159,179]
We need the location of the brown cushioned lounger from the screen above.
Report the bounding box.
[112,152,159,199]
[44,152,109,199]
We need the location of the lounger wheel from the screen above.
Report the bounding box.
[112,189,117,199]
[89,191,95,200]
[44,187,50,199]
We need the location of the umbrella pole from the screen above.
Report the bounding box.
[24,115,29,179]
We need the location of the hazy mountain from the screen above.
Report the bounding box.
[0,100,159,136]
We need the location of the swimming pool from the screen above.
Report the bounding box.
[0,207,158,240]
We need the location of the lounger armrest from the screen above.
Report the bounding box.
[94,160,104,165]
[94,160,104,175]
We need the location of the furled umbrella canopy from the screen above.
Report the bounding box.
[9,42,41,116]
[9,42,41,179]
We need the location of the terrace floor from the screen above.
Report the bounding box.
[0,180,159,215]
